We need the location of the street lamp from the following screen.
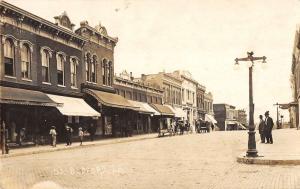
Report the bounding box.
[234,51,267,157]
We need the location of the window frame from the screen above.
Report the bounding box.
[40,47,53,83]
[56,52,66,86]
[3,38,16,77]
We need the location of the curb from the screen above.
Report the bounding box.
[237,155,300,165]
[0,135,158,159]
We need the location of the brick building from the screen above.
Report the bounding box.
[196,84,206,120]
[0,1,139,148]
[114,70,164,133]
[139,71,185,121]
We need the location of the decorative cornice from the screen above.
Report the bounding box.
[0,1,87,44]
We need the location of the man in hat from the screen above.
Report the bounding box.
[264,111,274,144]
[258,115,265,143]
[49,126,57,147]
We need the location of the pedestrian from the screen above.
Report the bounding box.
[78,127,84,146]
[258,115,265,143]
[65,125,72,146]
[185,120,190,134]
[49,126,57,147]
[264,111,274,144]
[88,123,96,141]
[211,123,215,131]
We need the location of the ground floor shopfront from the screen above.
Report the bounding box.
[0,86,101,149]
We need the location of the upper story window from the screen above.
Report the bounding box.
[85,53,97,83]
[85,53,91,82]
[41,47,52,83]
[21,43,32,79]
[102,59,107,85]
[56,53,66,86]
[70,57,78,88]
[4,39,15,76]
[108,61,112,86]
[91,55,97,83]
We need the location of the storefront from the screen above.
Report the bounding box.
[46,94,101,141]
[0,86,60,145]
[128,100,160,134]
[150,104,175,132]
[166,105,186,121]
[83,89,139,137]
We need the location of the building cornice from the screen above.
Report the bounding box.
[115,76,163,93]
[0,1,87,45]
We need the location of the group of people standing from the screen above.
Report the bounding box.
[49,123,96,147]
[258,111,274,144]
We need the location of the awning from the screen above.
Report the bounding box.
[47,94,100,117]
[279,102,298,109]
[237,122,247,130]
[226,120,236,125]
[150,104,175,116]
[0,86,59,107]
[166,105,186,119]
[128,100,160,115]
[83,89,138,110]
[205,114,217,124]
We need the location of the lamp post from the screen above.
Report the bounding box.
[234,51,267,157]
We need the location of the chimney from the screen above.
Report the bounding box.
[130,72,134,81]
[141,74,146,81]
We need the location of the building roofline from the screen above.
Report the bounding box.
[114,76,163,92]
[1,1,87,43]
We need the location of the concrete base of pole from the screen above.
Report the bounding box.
[246,130,258,157]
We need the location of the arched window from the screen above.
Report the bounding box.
[85,53,91,81]
[41,49,51,82]
[57,54,65,85]
[91,55,97,83]
[4,39,15,76]
[21,44,31,79]
[102,59,107,85]
[70,58,78,87]
[107,61,112,86]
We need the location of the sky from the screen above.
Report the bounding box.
[5,0,300,122]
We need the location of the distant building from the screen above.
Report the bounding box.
[237,109,247,128]
[114,70,163,104]
[171,70,198,127]
[113,70,164,133]
[213,104,245,131]
[204,92,214,115]
[196,84,206,120]
[139,71,185,122]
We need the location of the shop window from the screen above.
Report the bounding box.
[4,39,15,76]
[41,49,51,82]
[21,44,31,79]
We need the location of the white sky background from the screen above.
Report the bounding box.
[6,0,300,122]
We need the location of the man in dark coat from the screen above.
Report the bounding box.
[264,111,274,144]
[258,115,265,143]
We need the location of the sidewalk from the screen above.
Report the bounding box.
[237,128,300,165]
[0,133,158,159]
